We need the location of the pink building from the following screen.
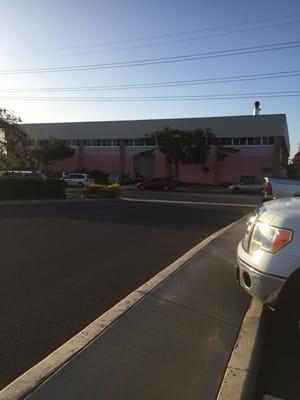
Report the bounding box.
[22,113,289,185]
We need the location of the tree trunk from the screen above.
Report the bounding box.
[175,161,179,182]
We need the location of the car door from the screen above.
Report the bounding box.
[240,182,255,193]
[65,174,78,186]
[244,183,256,193]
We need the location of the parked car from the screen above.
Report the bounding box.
[228,180,264,194]
[0,170,47,179]
[62,173,94,188]
[264,177,300,200]
[236,198,300,329]
[108,171,121,184]
[137,177,177,191]
[108,171,136,184]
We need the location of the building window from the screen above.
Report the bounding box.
[90,140,98,147]
[60,140,71,146]
[247,137,254,145]
[254,137,261,145]
[240,176,256,184]
[145,138,156,146]
[233,138,240,145]
[125,139,135,146]
[102,139,112,146]
[112,139,120,146]
[135,139,145,146]
[220,137,233,146]
[262,137,274,145]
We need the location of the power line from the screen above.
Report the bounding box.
[2,70,300,92]
[1,40,300,75]
[1,90,300,102]
[3,12,300,57]
[3,19,300,62]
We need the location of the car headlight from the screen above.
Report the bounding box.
[249,222,293,253]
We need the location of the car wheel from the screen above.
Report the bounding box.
[163,185,169,191]
[78,182,84,189]
[232,187,240,194]
[138,184,145,190]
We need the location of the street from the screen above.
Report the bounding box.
[0,192,257,389]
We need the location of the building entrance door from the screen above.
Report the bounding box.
[134,154,155,179]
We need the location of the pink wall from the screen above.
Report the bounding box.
[47,147,273,185]
[155,154,166,177]
[48,154,79,172]
[49,153,119,172]
[218,153,272,183]
[179,163,215,184]
[83,154,119,171]
[177,152,216,184]
[124,154,134,173]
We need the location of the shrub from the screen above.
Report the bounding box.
[82,184,121,199]
[0,177,65,200]
[45,170,63,179]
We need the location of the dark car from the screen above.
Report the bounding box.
[137,177,177,191]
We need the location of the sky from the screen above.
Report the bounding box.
[0,0,300,156]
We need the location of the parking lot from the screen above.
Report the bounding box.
[0,190,260,389]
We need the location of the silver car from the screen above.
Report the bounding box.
[229,181,264,194]
[236,198,300,328]
[63,173,94,188]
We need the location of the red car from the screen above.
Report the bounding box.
[137,177,177,191]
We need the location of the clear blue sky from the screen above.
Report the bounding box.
[1,0,299,156]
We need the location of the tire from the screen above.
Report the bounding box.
[232,187,240,194]
[138,184,145,190]
[276,271,300,336]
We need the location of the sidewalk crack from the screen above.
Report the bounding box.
[148,292,239,328]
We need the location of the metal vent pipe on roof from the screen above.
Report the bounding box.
[253,101,261,116]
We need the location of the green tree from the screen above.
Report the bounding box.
[286,157,300,179]
[147,126,214,180]
[32,142,75,169]
[0,108,30,168]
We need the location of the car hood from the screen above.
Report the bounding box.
[258,197,300,227]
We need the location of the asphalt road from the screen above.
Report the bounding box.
[0,194,257,389]
[122,188,262,205]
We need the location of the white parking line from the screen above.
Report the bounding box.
[122,197,257,208]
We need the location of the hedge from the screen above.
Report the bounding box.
[82,184,121,199]
[0,177,65,200]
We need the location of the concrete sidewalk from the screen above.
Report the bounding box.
[24,220,249,400]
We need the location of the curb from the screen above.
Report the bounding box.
[122,196,257,208]
[0,217,246,400]
[217,298,264,400]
